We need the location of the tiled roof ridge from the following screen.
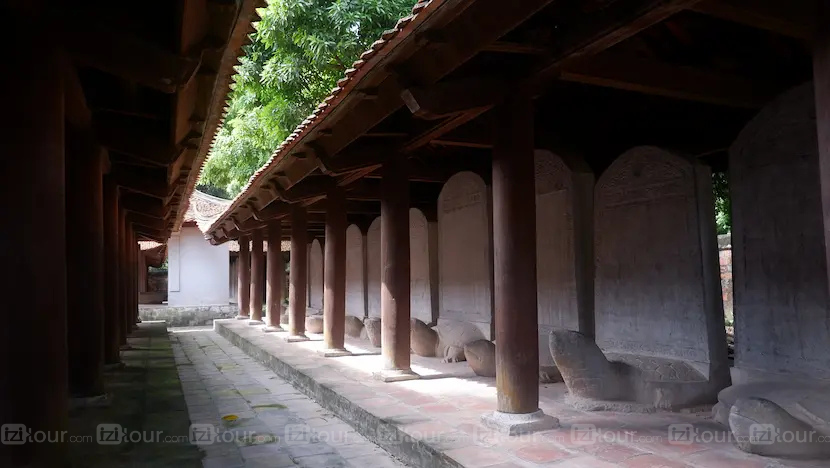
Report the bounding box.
[204,0,440,236]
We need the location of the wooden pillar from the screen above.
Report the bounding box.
[287,205,309,341]
[66,127,106,398]
[483,98,557,434]
[249,229,265,324]
[138,250,147,294]
[129,230,138,327]
[815,1,830,293]
[0,38,68,465]
[322,187,348,355]
[236,234,251,319]
[264,221,284,332]
[119,209,131,346]
[377,156,416,381]
[103,177,121,364]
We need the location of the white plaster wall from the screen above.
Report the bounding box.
[345,225,366,317]
[167,226,230,306]
[367,217,382,318]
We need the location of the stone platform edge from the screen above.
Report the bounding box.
[215,320,464,468]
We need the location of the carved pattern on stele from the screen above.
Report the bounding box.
[409,208,432,324]
[438,171,492,338]
[729,82,830,380]
[366,217,381,318]
[535,150,579,368]
[308,239,324,311]
[345,225,365,318]
[594,146,710,365]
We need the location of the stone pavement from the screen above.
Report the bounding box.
[216,319,830,468]
[68,322,203,467]
[171,326,408,468]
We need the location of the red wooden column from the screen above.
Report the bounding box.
[66,128,106,399]
[264,221,284,332]
[119,209,131,347]
[322,187,349,356]
[287,205,310,341]
[816,1,830,292]
[236,234,251,319]
[249,229,265,324]
[103,177,122,365]
[482,98,558,434]
[129,230,138,328]
[377,156,417,381]
[0,38,68,466]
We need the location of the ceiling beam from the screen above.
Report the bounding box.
[96,118,181,167]
[121,193,166,219]
[400,77,506,120]
[558,52,780,108]
[523,0,704,93]
[128,212,167,231]
[64,21,201,93]
[689,0,815,40]
[111,165,170,199]
[312,0,556,165]
[483,41,547,55]
[402,107,491,153]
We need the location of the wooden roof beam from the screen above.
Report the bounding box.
[128,212,167,231]
[314,0,556,161]
[121,193,166,219]
[689,0,816,40]
[111,165,170,199]
[400,77,507,120]
[65,23,201,93]
[524,0,704,93]
[96,118,181,167]
[558,53,780,108]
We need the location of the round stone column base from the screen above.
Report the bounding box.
[481,409,559,435]
[247,320,265,326]
[235,315,250,320]
[285,334,309,343]
[262,325,283,333]
[372,368,420,383]
[317,348,351,358]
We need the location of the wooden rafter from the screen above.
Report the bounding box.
[690,0,815,40]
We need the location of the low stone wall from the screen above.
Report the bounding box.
[139,304,237,327]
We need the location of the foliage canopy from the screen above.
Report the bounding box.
[199,0,414,197]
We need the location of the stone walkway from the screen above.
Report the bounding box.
[68,322,203,467]
[216,319,830,468]
[171,327,408,468]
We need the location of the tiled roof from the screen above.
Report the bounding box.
[183,190,232,233]
[204,0,438,237]
[175,0,266,232]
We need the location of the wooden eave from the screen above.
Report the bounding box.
[206,0,818,244]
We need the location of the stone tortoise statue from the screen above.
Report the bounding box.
[713,381,830,458]
[410,318,485,362]
[549,329,723,411]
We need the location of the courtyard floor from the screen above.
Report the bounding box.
[68,322,407,468]
[215,319,830,468]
